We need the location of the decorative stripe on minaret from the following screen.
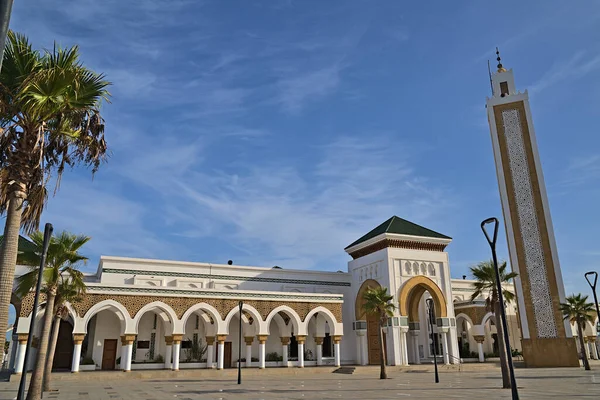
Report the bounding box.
[501,108,557,338]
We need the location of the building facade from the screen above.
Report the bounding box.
[7,216,598,374]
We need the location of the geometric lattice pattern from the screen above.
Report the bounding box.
[501,108,558,338]
[19,292,343,323]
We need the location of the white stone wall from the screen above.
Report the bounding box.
[91,310,122,368]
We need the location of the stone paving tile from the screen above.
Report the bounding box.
[1,367,599,399]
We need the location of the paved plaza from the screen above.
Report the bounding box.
[1,364,599,400]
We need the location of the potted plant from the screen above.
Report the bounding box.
[79,357,96,371]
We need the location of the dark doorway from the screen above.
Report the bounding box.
[290,335,298,358]
[224,342,232,368]
[101,339,118,370]
[323,333,332,357]
[52,320,74,370]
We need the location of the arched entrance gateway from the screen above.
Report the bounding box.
[355,279,386,365]
[398,276,449,365]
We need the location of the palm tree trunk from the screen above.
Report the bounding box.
[494,300,511,389]
[42,314,61,391]
[577,320,590,370]
[378,318,387,379]
[0,189,25,356]
[26,288,56,400]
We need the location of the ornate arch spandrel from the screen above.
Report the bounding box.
[398,276,448,320]
[20,292,342,323]
[355,279,382,320]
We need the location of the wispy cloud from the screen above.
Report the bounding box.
[277,65,343,113]
[558,154,600,188]
[528,51,600,94]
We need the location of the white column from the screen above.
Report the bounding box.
[120,338,129,371]
[217,339,225,370]
[172,336,181,371]
[124,341,133,372]
[246,345,252,367]
[412,332,421,364]
[281,337,289,367]
[315,337,323,366]
[14,336,27,374]
[258,336,266,369]
[584,339,591,360]
[297,336,305,368]
[441,332,450,365]
[333,337,341,367]
[71,335,84,373]
[164,337,173,370]
[360,334,368,365]
[476,338,485,362]
[245,337,253,367]
[400,329,409,365]
[7,338,15,370]
[592,341,599,360]
[205,338,214,369]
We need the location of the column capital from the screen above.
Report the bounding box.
[256,335,268,344]
[583,336,589,343]
[332,335,342,344]
[165,335,174,345]
[314,337,323,345]
[281,336,290,345]
[216,335,227,344]
[73,334,86,345]
[587,336,597,342]
[205,336,215,345]
[172,334,183,344]
[17,334,28,344]
[296,335,306,344]
[245,336,254,345]
[473,335,485,343]
[121,334,136,345]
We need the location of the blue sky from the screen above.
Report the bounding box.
[7,0,600,299]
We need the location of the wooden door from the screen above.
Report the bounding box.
[367,315,387,365]
[52,320,74,370]
[101,339,118,370]
[224,342,232,368]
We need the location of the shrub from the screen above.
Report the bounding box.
[81,357,95,365]
[154,354,164,363]
[266,352,282,362]
[304,349,314,361]
[184,336,207,362]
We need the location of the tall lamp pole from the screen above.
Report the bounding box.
[16,223,53,400]
[584,271,599,352]
[237,301,243,385]
[0,0,14,71]
[481,217,519,400]
[426,298,439,383]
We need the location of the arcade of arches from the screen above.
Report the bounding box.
[9,291,343,373]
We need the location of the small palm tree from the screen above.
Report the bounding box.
[16,231,89,396]
[362,287,396,379]
[560,294,595,371]
[470,260,517,389]
[0,30,110,372]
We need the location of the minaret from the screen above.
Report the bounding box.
[486,49,579,367]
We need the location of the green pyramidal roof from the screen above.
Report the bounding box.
[345,216,451,250]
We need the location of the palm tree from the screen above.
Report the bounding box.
[15,231,89,398]
[470,260,517,389]
[0,31,109,369]
[362,287,396,379]
[560,294,595,371]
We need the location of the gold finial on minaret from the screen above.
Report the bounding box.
[496,47,507,72]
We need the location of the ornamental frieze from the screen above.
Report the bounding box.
[19,292,342,323]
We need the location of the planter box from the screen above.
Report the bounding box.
[79,364,96,371]
[179,362,207,369]
[131,363,166,370]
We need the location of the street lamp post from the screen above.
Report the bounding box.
[237,301,243,385]
[426,298,439,384]
[584,271,600,354]
[16,223,53,400]
[481,217,519,400]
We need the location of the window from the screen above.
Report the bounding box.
[500,81,509,97]
[181,340,192,349]
[137,341,150,349]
